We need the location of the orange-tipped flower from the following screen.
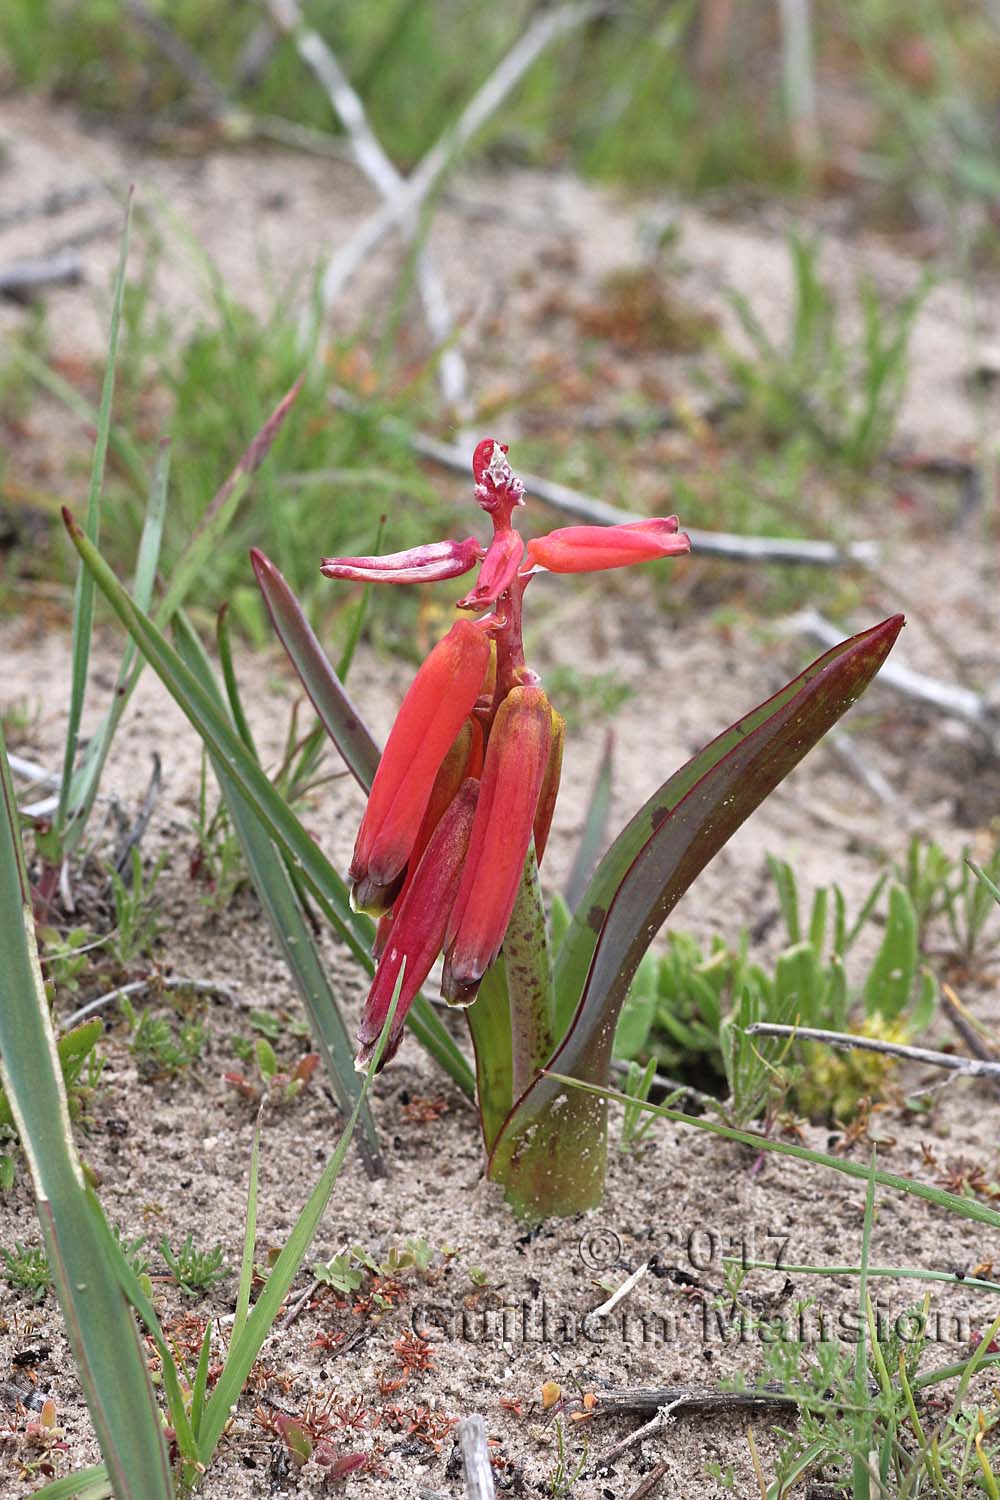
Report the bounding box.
[442,686,553,1006]
[350,619,491,913]
[525,517,690,574]
[356,780,480,1071]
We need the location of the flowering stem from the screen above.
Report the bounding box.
[492,572,535,701]
[503,844,554,1101]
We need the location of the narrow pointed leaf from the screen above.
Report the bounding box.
[63,373,302,855]
[216,603,259,759]
[56,196,132,835]
[0,724,173,1498]
[62,514,474,1099]
[493,616,904,1217]
[63,437,170,854]
[172,612,383,1174]
[251,548,380,790]
[195,972,400,1464]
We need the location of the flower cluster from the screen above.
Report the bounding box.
[321,440,690,1069]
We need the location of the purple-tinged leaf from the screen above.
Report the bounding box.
[251,548,380,791]
[490,615,904,1218]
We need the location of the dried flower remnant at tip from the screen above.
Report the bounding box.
[319,440,691,1070]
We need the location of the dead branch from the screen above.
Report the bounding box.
[0,183,98,233]
[744,1021,1000,1080]
[264,0,468,410]
[940,985,1000,1097]
[826,731,908,815]
[587,1385,802,1472]
[112,752,162,874]
[61,975,255,1031]
[627,1462,670,1500]
[457,1414,496,1499]
[0,250,83,303]
[314,3,608,315]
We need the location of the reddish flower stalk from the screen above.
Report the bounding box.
[321,439,690,1067]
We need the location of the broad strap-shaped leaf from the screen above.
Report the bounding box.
[492,615,904,1217]
[0,723,173,1498]
[251,548,380,790]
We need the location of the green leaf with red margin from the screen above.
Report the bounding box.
[491,615,904,1218]
[250,548,379,791]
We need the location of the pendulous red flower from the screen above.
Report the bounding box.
[442,684,553,1007]
[349,618,491,914]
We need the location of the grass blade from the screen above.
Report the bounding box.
[172,611,383,1172]
[32,1468,113,1500]
[63,513,474,1100]
[336,516,383,681]
[195,970,403,1464]
[216,604,259,758]
[853,1155,877,1500]
[189,1322,213,1440]
[233,1112,262,1347]
[0,722,172,1499]
[56,196,133,839]
[157,378,303,628]
[63,437,170,854]
[543,1071,1000,1232]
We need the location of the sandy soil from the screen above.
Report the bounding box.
[1,93,1000,1500]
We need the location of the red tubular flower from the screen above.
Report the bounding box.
[350,619,491,913]
[525,516,691,573]
[356,780,480,1071]
[321,536,482,584]
[372,715,479,959]
[321,437,691,1069]
[442,686,553,1006]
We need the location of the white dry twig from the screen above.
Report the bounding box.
[62,975,252,1031]
[587,1261,648,1319]
[264,0,468,411]
[457,1414,496,1500]
[312,4,606,317]
[744,1021,1000,1080]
